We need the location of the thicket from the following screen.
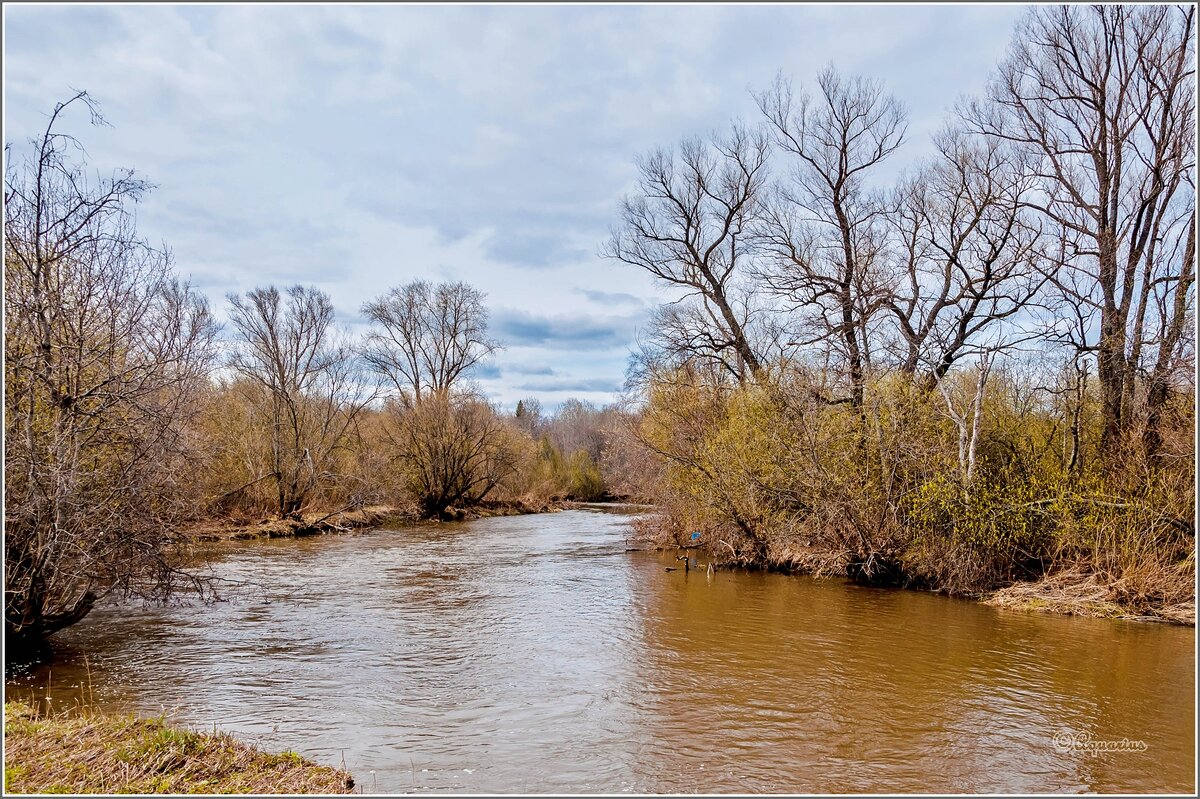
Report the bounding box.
[199,385,644,522]
[635,363,1194,611]
[614,5,1196,617]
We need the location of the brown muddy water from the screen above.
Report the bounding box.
[5,507,1195,793]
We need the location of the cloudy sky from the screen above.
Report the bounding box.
[4,3,1024,409]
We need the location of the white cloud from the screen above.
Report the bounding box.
[3,3,1022,409]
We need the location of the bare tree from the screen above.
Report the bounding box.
[1050,355,1092,478]
[625,300,738,386]
[603,124,770,382]
[594,403,663,503]
[4,93,218,644]
[1142,212,1195,468]
[965,4,1196,463]
[886,128,1048,388]
[361,280,498,407]
[226,285,372,518]
[361,280,513,517]
[546,398,606,462]
[755,67,907,409]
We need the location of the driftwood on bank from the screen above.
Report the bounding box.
[186,505,403,542]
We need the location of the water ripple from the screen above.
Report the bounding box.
[6,509,1194,794]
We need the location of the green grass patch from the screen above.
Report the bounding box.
[2,702,353,794]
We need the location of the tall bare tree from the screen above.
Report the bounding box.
[755,67,907,408]
[362,280,514,517]
[1142,212,1195,468]
[226,285,372,518]
[965,4,1196,463]
[886,128,1047,388]
[361,280,497,407]
[4,93,218,644]
[603,124,770,383]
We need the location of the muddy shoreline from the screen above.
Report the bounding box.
[184,499,589,543]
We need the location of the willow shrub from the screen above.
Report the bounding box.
[637,363,1195,599]
[637,369,919,569]
[902,474,1062,593]
[563,450,607,500]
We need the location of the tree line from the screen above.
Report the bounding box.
[607,4,1195,613]
[4,4,1195,643]
[3,94,640,644]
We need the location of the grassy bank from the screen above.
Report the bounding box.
[983,569,1196,624]
[3,702,353,794]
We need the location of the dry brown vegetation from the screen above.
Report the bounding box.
[4,93,219,645]
[185,504,404,542]
[985,568,1196,625]
[629,364,1194,623]
[2,702,354,794]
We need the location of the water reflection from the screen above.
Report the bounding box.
[6,508,1193,793]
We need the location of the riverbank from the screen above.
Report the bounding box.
[983,568,1196,625]
[188,504,404,541]
[187,499,579,542]
[769,542,1195,626]
[2,702,353,794]
[630,518,1196,626]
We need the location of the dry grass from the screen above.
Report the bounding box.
[449,498,575,520]
[986,567,1196,625]
[3,702,354,794]
[765,539,851,577]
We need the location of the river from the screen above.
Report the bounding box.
[5,507,1195,793]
